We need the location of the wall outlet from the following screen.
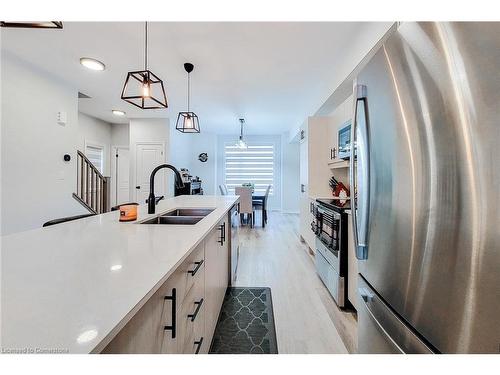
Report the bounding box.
[57,111,67,126]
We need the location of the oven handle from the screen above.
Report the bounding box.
[350,83,369,260]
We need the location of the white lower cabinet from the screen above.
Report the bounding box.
[102,215,230,354]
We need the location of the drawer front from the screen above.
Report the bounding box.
[161,258,205,354]
[179,267,205,353]
[192,301,207,354]
[160,243,205,353]
[161,242,204,315]
[184,304,206,354]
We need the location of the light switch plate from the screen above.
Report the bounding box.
[57,111,67,126]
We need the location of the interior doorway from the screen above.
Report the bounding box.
[134,142,166,204]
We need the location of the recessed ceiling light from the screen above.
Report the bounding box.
[110,264,122,271]
[112,110,126,116]
[80,57,105,71]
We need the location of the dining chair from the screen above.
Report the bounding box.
[219,184,228,195]
[253,184,271,227]
[235,186,254,228]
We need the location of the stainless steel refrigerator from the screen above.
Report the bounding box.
[350,22,500,354]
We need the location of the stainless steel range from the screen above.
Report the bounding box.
[311,199,350,308]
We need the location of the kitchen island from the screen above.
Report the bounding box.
[1,195,238,354]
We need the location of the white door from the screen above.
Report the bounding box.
[135,143,165,203]
[113,147,130,206]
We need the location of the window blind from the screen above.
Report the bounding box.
[224,144,274,195]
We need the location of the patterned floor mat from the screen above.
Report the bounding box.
[209,287,278,354]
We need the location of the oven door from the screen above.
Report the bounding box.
[317,207,340,251]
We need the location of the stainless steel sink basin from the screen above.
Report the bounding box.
[139,208,214,225]
[163,208,214,217]
[141,216,203,225]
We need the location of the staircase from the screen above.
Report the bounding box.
[73,150,110,214]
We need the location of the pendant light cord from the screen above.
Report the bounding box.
[187,72,190,112]
[144,21,148,71]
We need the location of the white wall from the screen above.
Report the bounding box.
[111,123,130,147]
[1,53,86,235]
[129,118,170,200]
[77,112,112,176]
[281,133,300,213]
[167,129,218,196]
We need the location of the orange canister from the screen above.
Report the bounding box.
[119,203,138,222]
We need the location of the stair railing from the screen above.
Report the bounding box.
[73,150,109,214]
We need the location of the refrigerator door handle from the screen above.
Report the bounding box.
[350,83,369,260]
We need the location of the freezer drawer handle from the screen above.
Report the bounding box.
[188,260,204,276]
[164,288,177,338]
[188,298,204,322]
[359,287,375,303]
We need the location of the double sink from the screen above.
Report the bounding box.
[140,208,215,225]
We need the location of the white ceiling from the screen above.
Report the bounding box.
[2,22,382,134]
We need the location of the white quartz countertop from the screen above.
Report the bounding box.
[1,195,238,354]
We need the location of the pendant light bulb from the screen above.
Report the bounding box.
[236,118,248,148]
[142,79,150,98]
[185,115,194,129]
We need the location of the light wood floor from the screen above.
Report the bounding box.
[234,211,354,354]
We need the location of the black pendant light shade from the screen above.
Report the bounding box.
[121,70,167,109]
[176,63,200,133]
[121,22,168,109]
[176,112,200,133]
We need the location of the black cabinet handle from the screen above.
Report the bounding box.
[218,222,226,245]
[188,298,204,322]
[135,185,140,189]
[188,260,204,276]
[194,337,204,354]
[164,288,176,338]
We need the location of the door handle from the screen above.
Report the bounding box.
[164,288,176,338]
[135,185,140,189]
[350,83,369,260]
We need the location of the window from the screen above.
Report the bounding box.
[85,144,104,174]
[224,143,274,195]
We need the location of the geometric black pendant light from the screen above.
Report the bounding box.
[176,63,200,133]
[121,22,168,109]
